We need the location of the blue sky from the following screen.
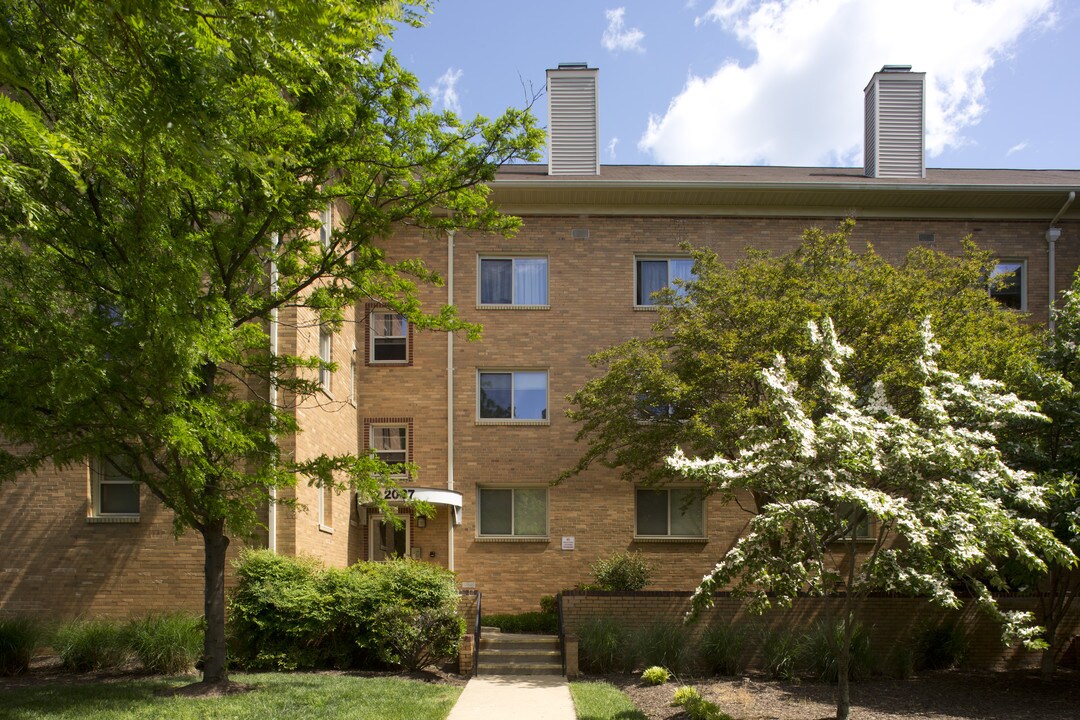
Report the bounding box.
[391,0,1080,169]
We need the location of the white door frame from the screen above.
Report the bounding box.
[368,511,411,561]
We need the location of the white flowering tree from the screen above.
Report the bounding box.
[668,317,1074,720]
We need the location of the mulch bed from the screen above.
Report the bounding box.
[604,669,1080,720]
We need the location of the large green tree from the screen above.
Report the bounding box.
[0,0,542,687]
[563,220,1043,486]
[668,317,1070,720]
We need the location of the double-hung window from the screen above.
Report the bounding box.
[371,424,408,478]
[478,370,548,421]
[92,456,139,518]
[318,327,333,393]
[989,260,1026,311]
[370,310,408,363]
[319,205,333,249]
[635,257,696,306]
[635,488,704,538]
[479,257,549,306]
[478,487,548,537]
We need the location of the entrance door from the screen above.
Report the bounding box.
[369,514,409,561]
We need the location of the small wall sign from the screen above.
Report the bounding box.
[561,536,575,551]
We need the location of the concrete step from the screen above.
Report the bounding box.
[476,633,563,676]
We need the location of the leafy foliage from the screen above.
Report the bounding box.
[589,551,653,591]
[912,617,969,671]
[0,0,541,684]
[227,550,462,671]
[640,665,671,685]
[564,221,1042,487]
[667,316,1072,719]
[481,612,558,635]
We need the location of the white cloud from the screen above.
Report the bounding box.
[642,0,1054,166]
[1007,140,1029,156]
[607,137,620,160]
[602,8,646,53]
[430,67,464,114]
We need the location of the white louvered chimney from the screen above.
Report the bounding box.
[547,63,600,175]
[864,65,925,179]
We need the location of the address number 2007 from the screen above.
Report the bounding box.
[383,488,415,501]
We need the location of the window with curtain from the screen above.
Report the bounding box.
[370,310,408,363]
[635,487,704,537]
[479,257,548,306]
[478,371,547,420]
[371,424,408,477]
[635,257,696,306]
[478,487,548,536]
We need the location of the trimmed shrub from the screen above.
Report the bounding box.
[641,665,670,685]
[633,620,693,674]
[127,613,203,674]
[578,617,634,673]
[913,617,968,670]
[0,616,46,676]
[539,595,558,615]
[53,619,130,672]
[481,612,558,635]
[228,550,463,671]
[589,551,652,591]
[374,605,466,671]
[759,626,801,681]
[699,623,746,676]
[800,617,875,683]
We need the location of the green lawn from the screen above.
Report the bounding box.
[570,681,646,720]
[3,673,462,720]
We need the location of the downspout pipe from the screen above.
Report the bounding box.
[268,232,280,553]
[447,230,455,572]
[1047,191,1076,333]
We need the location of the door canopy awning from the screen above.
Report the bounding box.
[362,487,463,525]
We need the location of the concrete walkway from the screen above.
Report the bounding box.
[446,675,576,720]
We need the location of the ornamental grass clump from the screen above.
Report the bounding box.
[53,619,130,672]
[578,617,633,673]
[127,613,203,674]
[698,623,746,676]
[0,616,46,676]
[634,620,693,674]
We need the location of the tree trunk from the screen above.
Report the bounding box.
[1040,642,1057,678]
[201,522,230,684]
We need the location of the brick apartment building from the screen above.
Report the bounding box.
[2,65,1078,617]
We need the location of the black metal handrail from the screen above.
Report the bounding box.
[557,591,565,675]
[473,590,482,676]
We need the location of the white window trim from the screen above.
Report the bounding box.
[88,457,140,522]
[476,486,550,539]
[369,309,409,364]
[349,345,357,406]
[989,258,1027,312]
[634,255,695,308]
[319,204,333,250]
[318,483,334,534]
[475,369,550,425]
[477,255,550,309]
[633,486,706,540]
[370,423,408,479]
[319,327,333,396]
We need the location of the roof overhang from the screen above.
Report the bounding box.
[488,166,1080,221]
[361,487,463,525]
